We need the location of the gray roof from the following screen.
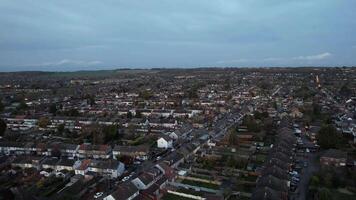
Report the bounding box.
[322,149,347,159]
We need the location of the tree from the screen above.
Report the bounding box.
[88,95,96,106]
[227,156,237,168]
[135,110,142,118]
[127,123,136,137]
[316,125,339,149]
[0,101,4,112]
[17,101,28,111]
[243,115,260,132]
[38,117,50,128]
[103,125,118,143]
[85,124,104,144]
[317,188,332,200]
[228,127,238,145]
[310,175,320,187]
[65,108,79,117]
[139,90,153,100]
[57,123,65,133]
[339,83,351,97]
[0,119,6,136]
[127,111,133,119]
[49,103,57,115]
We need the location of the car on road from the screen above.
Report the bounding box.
[94,192,103,199]
[303,161,308,167]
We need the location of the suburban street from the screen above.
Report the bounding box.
[291,133,320,200]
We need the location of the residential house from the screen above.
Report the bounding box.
[42,157,59,169]
[112,145,149,160]
[320,149,347,167]
[88,159,125,178]
[77,144,112,159]
[75,159,91,176]
[131,172,157,190]
[103,182,139,200]
[56,158,81,172]
[11,156,44,170]
[157,136,173,149]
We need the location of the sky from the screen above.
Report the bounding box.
[0,0,356,72]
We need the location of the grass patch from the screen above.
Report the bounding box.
[332,189,356,200]
[181,179,220,190]
[162,193,194,200]
[189,173,211,179]
[177,188,205,196]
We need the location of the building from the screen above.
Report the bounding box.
[112,145,149,160]
[320,149,347,167]
[157,136,173,149]
[104,182,139,200]
[88,159,125,178]
[77,144,112,159]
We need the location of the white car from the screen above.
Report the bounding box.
[94,192,103,199]
[121,176,130,182]
[133,161,141,165]
[289,171,298,176]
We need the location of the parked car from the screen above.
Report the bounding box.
[121,176,130,182]
[94,192,103,199]
[289,170,298,175]
[133,161,141,165]
[292,177,300,182]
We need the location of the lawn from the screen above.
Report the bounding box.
[177,188,205,196]
[332,189,356,200]
[181,179,220,190]
[189,173,211,180]
[162,193,194,200]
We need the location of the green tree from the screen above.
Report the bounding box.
[243,115,260,132]
[139,90,153,100]
[135,110,142,118]
[38,117,50,128]
[127,123,136,138]
[310,175,320,187]
[0,101,4,112]
[339,83,351,97]
[127,111,133,119]
[57,123,65,133]
[65,108,79,117]
[103,125,118,142]
[227,156,237,168]
[49,103,57,115]
[228,128,238,145]
[88,95,96,106]
[17,101,28,111]
[316,125,339,149]
[317,188,332,200]
[0,119,6,136]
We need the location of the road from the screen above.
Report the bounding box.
[291,133,320,200]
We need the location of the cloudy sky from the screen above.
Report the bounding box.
[0,0,356,71]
